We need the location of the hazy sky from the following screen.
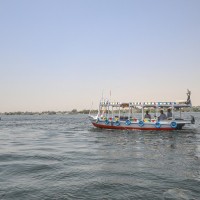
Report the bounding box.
[0,0,200,112]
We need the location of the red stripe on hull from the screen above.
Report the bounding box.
[92,123,175,131]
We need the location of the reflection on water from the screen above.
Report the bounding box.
[0,113,200,199]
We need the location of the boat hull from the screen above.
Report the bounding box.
[92,122,176,131]
[89,116,189,131]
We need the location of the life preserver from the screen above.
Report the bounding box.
[138,120,144,127]
[105,119,109,125]
[115,121,120,126]
[155,122,161,128]
[170,121,177,128]
[125,119,131,125]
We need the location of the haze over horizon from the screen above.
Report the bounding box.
[1,0,200,112]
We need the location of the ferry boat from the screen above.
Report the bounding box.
[89,90,195,131]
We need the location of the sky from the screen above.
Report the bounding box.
[0,0,200,112]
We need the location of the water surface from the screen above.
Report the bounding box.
[0,113,200,199]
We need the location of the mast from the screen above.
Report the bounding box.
[142,103,144,120]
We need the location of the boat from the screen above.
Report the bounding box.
[89,90,195,131]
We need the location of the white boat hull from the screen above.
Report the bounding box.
[89,116,190,131]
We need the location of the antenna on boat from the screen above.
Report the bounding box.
[97,90,104,118]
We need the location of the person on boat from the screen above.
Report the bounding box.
[167,108,172,119]
[158,110,167,121]
[144,110,151,119]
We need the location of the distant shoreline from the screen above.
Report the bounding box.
[1,106,200,115]
[0,110,98,115]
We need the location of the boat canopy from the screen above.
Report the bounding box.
[100,101,192,108]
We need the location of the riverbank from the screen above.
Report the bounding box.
[1,106,200,116]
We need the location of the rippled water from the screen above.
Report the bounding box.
[0,113,200,200]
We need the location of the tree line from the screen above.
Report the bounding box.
[1,106,200,115]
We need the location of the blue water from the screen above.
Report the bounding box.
[0,113,200,199]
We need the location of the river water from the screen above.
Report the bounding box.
[0,113,200,199]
